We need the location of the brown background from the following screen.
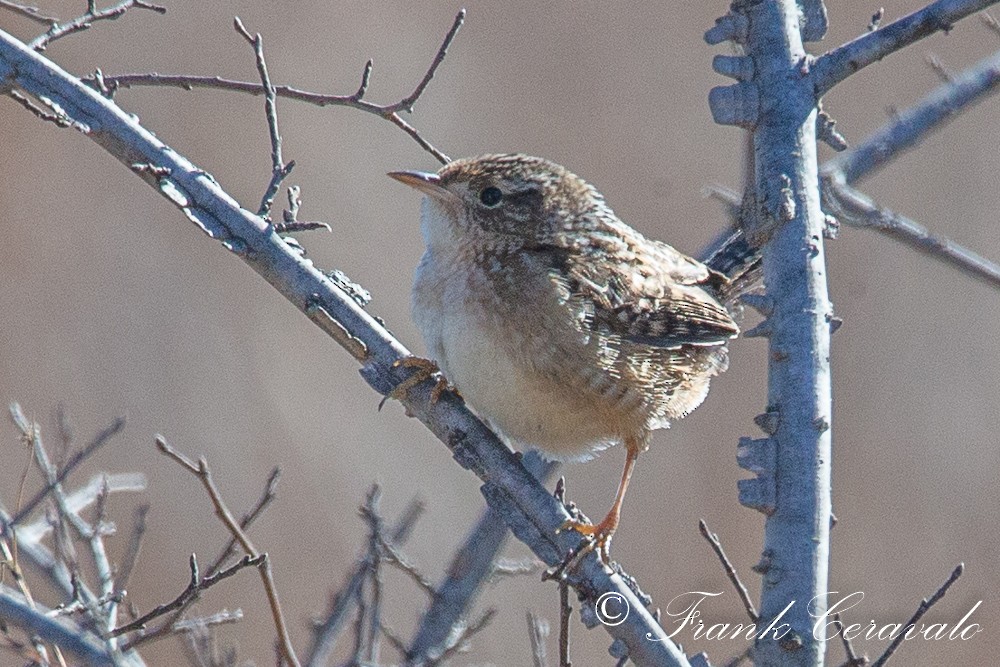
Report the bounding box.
[2,1,998,665]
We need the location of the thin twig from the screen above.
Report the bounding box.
[527,611,550,667]
[305,496,423,667]
[205,467,281,578]
[155,436,300,667]
[824,48,1000,184]
[28,0,166,52]
[424,608,496,667]
[559,582,572,667]
[85,9,466,164]
[360,485,384,665]
[395,8,465,114]
[113,504,149,601]
[7,407,125,529]
[124,467,279,650]
[232,17,293,220]
[982,11,1000,36]
[832,612,867,667]
[698,519,758,622]
[0,0,58,24]
[823,175,1000,289]
[111,553,262,637]
[7,89,71,126]
[812,0,997,95]
[870,564,965,667]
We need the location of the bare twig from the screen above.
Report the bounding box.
[423,608,496,667]
[113,505,149,603]
[983,11,1000,36]
[7,89,71,126]
[172,609,244,633]
[7,406,125,529]
[232,17,293,220]
[406,450,555,666]
[832,612,867,667]
[111,553,262,638]
[527,611,550,667]
[306,497,423,667]
[155,436,300,667]
[824,48,1000,185]
[28,0,166,52]
[870,564,965,667]
[559,582,572,667]
[824,175,1000,289]
[205,467,280,578]
[698,519,758,622]
[816,48,1000,288]
[925,53,953,82]
[0,0,58,24]
[85,10,466,163]
[276,186,331,234]
[124,467,280,651]
[812,0,998,95]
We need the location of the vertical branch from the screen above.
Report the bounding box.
[710,1,833,665]
[747,2,833,665]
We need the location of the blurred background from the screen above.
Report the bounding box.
[1,1,998,665]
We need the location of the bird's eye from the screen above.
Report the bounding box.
[479,187,503,208]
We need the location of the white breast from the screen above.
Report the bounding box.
[412,247,623,461]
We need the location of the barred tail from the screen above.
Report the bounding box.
[702,227,763,304]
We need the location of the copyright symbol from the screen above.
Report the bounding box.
[595,592,629,626]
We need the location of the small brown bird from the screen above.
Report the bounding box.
[389,154,745,561]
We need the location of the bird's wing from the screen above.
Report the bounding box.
[550,235,740,350]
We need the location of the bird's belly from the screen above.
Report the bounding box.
[433,302,625,461]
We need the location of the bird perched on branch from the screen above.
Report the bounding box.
[389,154,756,562]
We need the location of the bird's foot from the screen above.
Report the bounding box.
[545,512,619,579]
[383,356,459,407]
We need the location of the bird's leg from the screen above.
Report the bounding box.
[559,439,639,564]
[385,356,459,405]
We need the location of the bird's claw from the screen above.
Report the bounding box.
[383,356,459,408]
[544,515,617,579]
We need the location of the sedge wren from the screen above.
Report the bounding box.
[389,154,742,561]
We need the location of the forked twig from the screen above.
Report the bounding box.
[155,436,300,667]
[85,10,466,163]
[28,0,166,52]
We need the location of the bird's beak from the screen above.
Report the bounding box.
[387,170,453,201]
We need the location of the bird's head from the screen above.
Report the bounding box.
[389,154,605,252]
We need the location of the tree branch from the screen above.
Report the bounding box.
[824,48,1000,185]
[710,1,834,664]
[28,0,166,52]
[81,9,465,164]
[0,24,697,666]
[820,47,1000,288]
[405,451,556,665]
[812,0,998,95]
[0,587,127,667]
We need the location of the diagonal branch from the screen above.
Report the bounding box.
[824,48,1000,186]
[821,47,1000,288]
[0,587,125,667]
[812,0,998,95]
[0,27,691,667]
[823,175,1000,288]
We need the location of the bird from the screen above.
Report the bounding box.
[388,154,754,562]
